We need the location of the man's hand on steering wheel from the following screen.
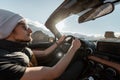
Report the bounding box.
[71,38,81,51]
[63,35,81,51]
[56,35,66,46]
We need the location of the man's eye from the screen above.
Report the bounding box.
[22,26,28,30]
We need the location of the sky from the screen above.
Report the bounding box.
[0,0,63,23]
[0,0,120,37]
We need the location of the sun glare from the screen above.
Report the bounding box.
[56,21,65,32]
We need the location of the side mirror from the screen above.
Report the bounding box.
[78,3,114,23]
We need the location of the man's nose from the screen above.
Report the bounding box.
[28,28,32,33]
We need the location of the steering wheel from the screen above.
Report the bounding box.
[64,35,95,57]
[64,35,86,49]
[64,35,76,44]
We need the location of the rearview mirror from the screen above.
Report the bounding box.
[78,3,114,23]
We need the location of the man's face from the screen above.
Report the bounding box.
[8,20,33,42]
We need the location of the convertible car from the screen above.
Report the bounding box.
[30,0,120,80]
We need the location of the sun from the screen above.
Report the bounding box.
[56,21,65,32]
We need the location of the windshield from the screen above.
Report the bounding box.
[56,4,120,40]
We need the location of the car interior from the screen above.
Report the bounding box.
[29,0,120,79]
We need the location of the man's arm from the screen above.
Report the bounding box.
[32,35,65,58]
[21,39,81,80]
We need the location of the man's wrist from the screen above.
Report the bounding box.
[70,46,78,52]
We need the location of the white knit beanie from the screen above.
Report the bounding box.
[0,9,24,39]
